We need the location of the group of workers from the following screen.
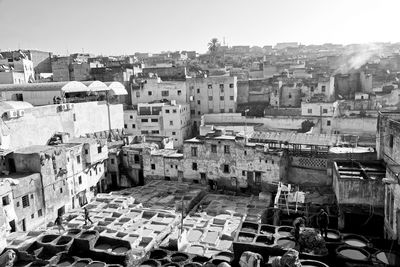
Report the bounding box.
[293,208,329,243]
[54,207,92,233]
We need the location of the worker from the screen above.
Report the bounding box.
[293,217,305,244]
[84,207,93,226]
[317,209,329,238]
[55,215,65,233]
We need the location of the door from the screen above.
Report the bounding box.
[58,206,65,216]
[21,219,26,231]
[9,220,16,232]
[72,196,75,209]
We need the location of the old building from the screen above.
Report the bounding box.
[186,76,238,129]
[377,111,400,243]
[52,54,92,82]
[0,51,35,84]
[124,100,190,147]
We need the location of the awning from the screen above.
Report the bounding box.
[105,81,128,95]
[82,81,109,92]
[61,81,89,93]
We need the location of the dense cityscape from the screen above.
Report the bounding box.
[1,1,400,266]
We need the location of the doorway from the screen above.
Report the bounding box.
[58,206,65,216]
[8,158,16,173]
[21,219,26,231]
[9,220,16,232]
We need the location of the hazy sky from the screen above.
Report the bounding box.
[1,0,399,55]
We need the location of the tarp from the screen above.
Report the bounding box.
[105,82,128,95]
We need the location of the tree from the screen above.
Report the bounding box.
[208,38,220,65]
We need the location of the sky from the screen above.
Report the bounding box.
[1,0,400,56]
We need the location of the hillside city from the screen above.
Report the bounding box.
[0,40,400,266]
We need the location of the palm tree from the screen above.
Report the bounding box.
[208,38,220,65]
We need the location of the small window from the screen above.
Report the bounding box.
[229,108,233,113]
[38,209,43,217]
[170,121,173,125]
[16,201,20,207]
[209,96,213,101]
[244,150,247,155]
[161,90,169,96]
[97,146,102,153]
[152,130,159,134]
[229,83,234,88]
[78,176,82,184]
[124,124,127,129]
[288,94,292,99]
[31,214,34,219]
[197,100,201,105]
[172,132,176,135]
[307,109,312,114]
[220,84,224,89]
[242,170,246,176]
[77,155,81,164]
[191,147,198,157]
[323,108,328,114]
[208,84,212,89]
[73,114,76,121]
[220,109,224,113]
[327,120,331,126]
[132,124,136,128]
[177,90,182,95]
[136,91,140,97]
[230,96,234,100]
[22,195,30,208]
[134,154,140,163]
[111,158,115,164]
[148,91,152,96]
[224,145,230,154]
[130,115,133,119]
[141,130,149,134]
[197,88,200,94]
[190,110,195,115]
[272,160,274,164]
[321,85,326,92]
[151,164,155,170]
[30,194,34,199]
[220,96,224,101]
[223,164,229,173]
[173,109,177,113]
[85,149,88,154]
[2,195,10,206]
[211,144,217,153]
[141,118,148,122]
[166,109,170,113]
[60,188,63,193]
[151,118,158,122]
[192,162,197,170]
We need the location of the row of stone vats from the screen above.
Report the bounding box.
[1,181,399,267]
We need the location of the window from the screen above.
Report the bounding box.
[244,151,247,155]
[172,132,176,135]
[224,145,230,154]
[97,146,102,153]
[31,214,34,219]
[38,209,43,217]
[130,115,133,119]
[323,109,328,114]
[208,84,212,89]
[2,195,10,206]
[111,159,115,164]
[135,91,140,97]
[192,162,198,170]
[190,110,195,115]
[197,88,200,94]
[132,124,136,128]
[141,130,149,134]
[151,164,155,170]
[220,84,224,89]
[272,160,274,164]
[229,83,234,88]
[197,100,201,105]
[161,90,169,96]
[220,96,224,101]
[307,109,312,114]
[220,109,224,113]
[173,109,177,113]
[191,147,198,157]
[310,86,314,92]
[148,91,152,96]
[151,118,158,122]
[242,170,246,176]
[16,202,19,207]
[211,144,217,153]
[170,121,173,125]
[177,90,182,95]
[229,108,233,113]
[255,172,261,185]
[22,195,30,208]
[209,108,214,113]
[209,96,213,101]
[73,114,76,121]
[288,94,292,99]
[389,134,394,148]
[78,176,82,184]
[321,86,326,92]
[327,120,331,126]
[124,124,127,129]
[223,164,229,173]
[60,188,63,193]
[230,96,234,100]
[166,109,170,113]
[77,155,81,164]
[152,130,159,134]
[30,194,33,199]
[85,149,88,154]
[134,154,140,163]
[90,170,92,176]
[141,118,148,123]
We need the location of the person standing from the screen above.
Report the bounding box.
[84,207,93,226]
[317,209,329,238]
[55,215,65,233]
[293,217,305,244]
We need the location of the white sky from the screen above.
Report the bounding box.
[0,0,399,55]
